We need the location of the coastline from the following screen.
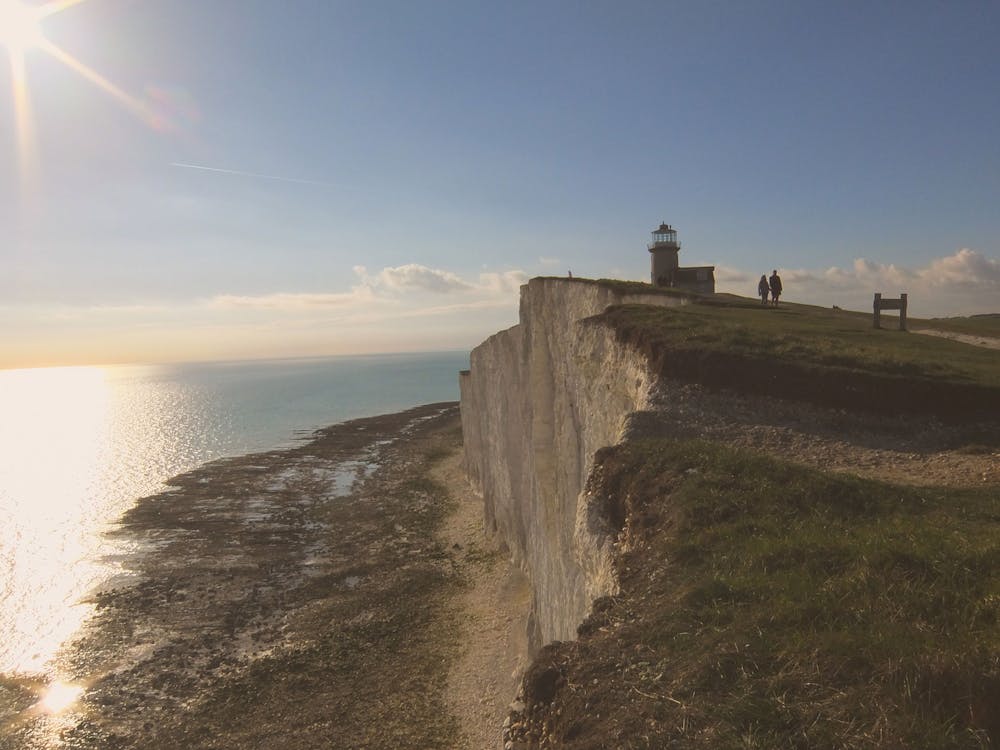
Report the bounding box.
[1,402,524,749]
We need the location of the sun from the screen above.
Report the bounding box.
[0,0,46,56]
[3,0,163,191]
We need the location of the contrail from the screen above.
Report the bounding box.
[170,162,342,188]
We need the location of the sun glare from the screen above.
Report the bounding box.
[35,681,85,714]
[0,0,45,55]
[3,0,163,193]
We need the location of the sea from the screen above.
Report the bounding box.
[0,351,468,679]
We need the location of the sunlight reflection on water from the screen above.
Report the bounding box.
[0,367,113,675]
[0,365,223,675]
[0,353,466,678]
[35,681,86,715]
[0,363,262,677]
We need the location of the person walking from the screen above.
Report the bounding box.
[769,269,783,306]
[757,274,769,305]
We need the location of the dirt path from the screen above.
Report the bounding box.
[911,328,1000,350]
[434,451,530,750]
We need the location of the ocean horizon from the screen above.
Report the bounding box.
[0,350,469,677]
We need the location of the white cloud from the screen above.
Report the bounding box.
[206,263,525,314]
[210,287,375,310]
[719,248,1000,317]
[919,248,1000,286]
[478,270,529,295]
[374,263,472,293]
[846,258,916,287]
[714,265,752,284]
[538,256,561,266]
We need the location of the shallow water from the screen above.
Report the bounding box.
[0,352,466,677]
[1,404,464,749]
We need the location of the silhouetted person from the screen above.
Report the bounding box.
[769,269,782,306]
[757,274,769,305]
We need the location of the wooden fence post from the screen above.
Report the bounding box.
[873,293,882,329]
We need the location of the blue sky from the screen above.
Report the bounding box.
[2,0,998,367]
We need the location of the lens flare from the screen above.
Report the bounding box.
[3,0,165,192]
[0,0,45,55]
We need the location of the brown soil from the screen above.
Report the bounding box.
[0,403,525,750]
[631,379,1000,488]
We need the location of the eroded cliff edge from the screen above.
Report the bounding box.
[460,283,1000,747]
[459,278,685,650]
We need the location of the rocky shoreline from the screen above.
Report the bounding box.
[1,403,524,750]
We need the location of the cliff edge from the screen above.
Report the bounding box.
[460,278,1000,748]
[460,278,687,650]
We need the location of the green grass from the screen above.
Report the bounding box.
[534,275,693,299]
[587,277,1000,338]
[589,295,999,427]
[601,296,1000,389]
[591,277,693,298]
[532,439,1000,748]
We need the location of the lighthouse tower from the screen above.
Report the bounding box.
[648,222,680,286]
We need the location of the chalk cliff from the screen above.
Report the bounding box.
[460,278,686,650]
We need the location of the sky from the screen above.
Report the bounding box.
[1,0,998,368]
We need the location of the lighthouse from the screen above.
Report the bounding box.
[647,222,715,294]
[648,222,681,286]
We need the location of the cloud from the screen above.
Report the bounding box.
[478,270,529,295]
[919,248,1000,286]
[207,249,998,322]
[719,248,1000,317]
[210,287,375,310]
[206,263,525,314]
[373,264,472,293]
[816,249,998,290]
[538,256,561,266]
[714,265,752,284]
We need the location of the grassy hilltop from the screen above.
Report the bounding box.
[507,288,1000,749]
[599,287,1000,419]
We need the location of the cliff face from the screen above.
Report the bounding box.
[460,278,684,649]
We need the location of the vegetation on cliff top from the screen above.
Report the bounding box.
[594,291,1000,420]
[510,439,1000,748]
[504,281,999,748]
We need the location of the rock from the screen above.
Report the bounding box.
[461,279,680,650]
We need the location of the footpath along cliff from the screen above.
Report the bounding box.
[460,277,1000,748]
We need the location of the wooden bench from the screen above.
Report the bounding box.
[873,293,908,331]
